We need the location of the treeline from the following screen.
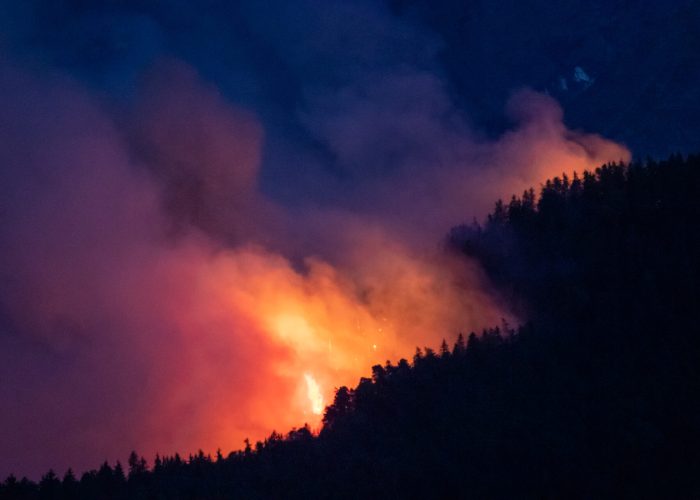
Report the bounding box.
[3,154,700,499]
[449,153,700,334]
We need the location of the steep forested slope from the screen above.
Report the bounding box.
[2,154,699,499]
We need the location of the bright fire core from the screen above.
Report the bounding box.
[304,373,324,415]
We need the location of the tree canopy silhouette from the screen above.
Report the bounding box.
[2,154,700,499]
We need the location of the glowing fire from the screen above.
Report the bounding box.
[150,129,629,458]
[206,244,510,432]
[304,373,324,415]
[126,87,630,460]
[0,61,635,479]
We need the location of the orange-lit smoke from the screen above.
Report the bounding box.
[0,62,629,478]
[119,69,628,455]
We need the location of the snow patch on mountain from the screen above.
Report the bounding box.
[573,66,594,87]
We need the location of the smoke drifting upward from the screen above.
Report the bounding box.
[0,2,629,479]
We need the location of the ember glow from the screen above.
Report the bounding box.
[0,5,630,478]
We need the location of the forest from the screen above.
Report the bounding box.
[2,154,699,499]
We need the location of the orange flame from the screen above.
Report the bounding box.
[304,373,324,415]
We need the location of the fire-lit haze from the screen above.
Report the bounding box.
[0,1,629,478]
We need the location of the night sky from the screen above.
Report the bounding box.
[0,0,696,479]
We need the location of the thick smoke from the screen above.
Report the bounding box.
[0,1,629,478]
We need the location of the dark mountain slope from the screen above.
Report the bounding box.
[2,154,700,499]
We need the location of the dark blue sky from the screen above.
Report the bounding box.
[2,0,698,206]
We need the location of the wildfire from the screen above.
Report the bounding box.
[0,59,635,479]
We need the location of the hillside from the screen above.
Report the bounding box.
[2,154,699,499]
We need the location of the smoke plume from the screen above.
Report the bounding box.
[0,1,629,478]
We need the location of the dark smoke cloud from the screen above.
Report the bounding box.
[0,1,628,478]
